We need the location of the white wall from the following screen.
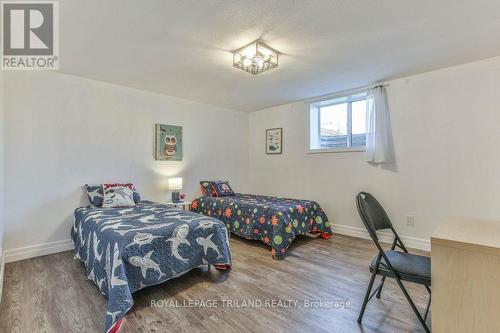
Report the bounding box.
[4,56,500,259]
[249,56,500,247]
[3,71,249,258]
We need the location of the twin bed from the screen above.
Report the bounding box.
[72,201,231,333]
[191,193,332,260]
[72,183,331,332]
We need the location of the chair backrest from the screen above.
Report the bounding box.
[356,192,394,241]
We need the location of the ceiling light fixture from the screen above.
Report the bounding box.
[232,40,279,75]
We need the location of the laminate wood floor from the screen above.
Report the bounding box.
[0,234,430,333]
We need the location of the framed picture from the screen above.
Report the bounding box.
[155,124,183,161]
[266,128,282,154]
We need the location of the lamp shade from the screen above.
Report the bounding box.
[168,177,183,191]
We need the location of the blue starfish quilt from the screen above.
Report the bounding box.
[191,194,332,260]
[71,201,231,332]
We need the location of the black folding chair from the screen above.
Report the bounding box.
[356,192,431,333]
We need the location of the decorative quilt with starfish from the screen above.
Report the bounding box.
[72,201,231,333]
[191,194,332,260]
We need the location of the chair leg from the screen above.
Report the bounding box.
[357,269,377,324]
[394,278,431,333]
[424,288,431,322]
[376,276,386,298]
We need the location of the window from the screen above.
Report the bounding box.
[309,92,367,152]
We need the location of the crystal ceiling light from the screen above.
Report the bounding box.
[232,40,279,75]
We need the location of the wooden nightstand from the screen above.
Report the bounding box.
[165,201,192,211]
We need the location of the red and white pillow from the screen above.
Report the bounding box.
[102,183,136,208]
[84,183,141,207]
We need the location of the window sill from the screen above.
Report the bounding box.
[308,147,366,154]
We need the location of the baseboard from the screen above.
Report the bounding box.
[332,223,430,252]
[0,248,4,304]
[2,225,429,263]
[5,239,74,263]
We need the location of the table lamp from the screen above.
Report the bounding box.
[168,177,183,203]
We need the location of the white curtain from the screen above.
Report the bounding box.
[365,86,395,164]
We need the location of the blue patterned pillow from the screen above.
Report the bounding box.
[130,185,141,203]
[84,184,104,207]
[200,181,214,196]
[211,181,235,197]
[84,184,141,207]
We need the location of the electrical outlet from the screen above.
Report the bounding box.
[406,215,415,227]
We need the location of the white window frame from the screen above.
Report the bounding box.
[308,92,367,154]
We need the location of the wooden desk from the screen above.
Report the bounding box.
[431,218,500,333]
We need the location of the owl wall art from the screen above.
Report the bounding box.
[155,124,183,161]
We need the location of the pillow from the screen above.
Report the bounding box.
[84,183,141,207]
[200,181,215,196]
[102,183,135,208]
[84,184,104,207]
[211,181,235,197]
[130,185,141,203]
